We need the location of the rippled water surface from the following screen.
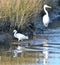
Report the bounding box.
[1,42,60,65]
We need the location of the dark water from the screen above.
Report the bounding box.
[1,42,60,65]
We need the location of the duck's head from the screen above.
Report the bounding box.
[13,30,17,33]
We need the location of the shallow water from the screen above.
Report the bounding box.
[0,42,60,65]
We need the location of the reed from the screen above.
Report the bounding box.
[0,0,51,30]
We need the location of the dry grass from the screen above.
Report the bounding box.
[0,0,43,28]
[0,0,51,29]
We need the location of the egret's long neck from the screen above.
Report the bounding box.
[14,32,17,35]
[44,7,48,15]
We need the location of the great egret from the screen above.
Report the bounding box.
[13,30,28,41]
[43,4,52,27]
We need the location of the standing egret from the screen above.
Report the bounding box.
[43,5,52,27]
[13,30,28,41]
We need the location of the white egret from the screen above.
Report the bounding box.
[13,30,28,41]
[43,4,52,27]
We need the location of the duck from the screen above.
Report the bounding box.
[13,30,28,41]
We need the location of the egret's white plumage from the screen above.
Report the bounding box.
[43,5,52,27]
[13,30,28,41]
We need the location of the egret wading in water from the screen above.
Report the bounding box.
[43,5,52,27]
[13,30,28,41]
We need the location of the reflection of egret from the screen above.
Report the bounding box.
[43,43,48,65]
[13,46,42,57]
[13,30,28,41]
[43,5,52,27]
[13,46,24,57]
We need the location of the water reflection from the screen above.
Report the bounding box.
[1,42,60,65]
[43,43,48,65]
